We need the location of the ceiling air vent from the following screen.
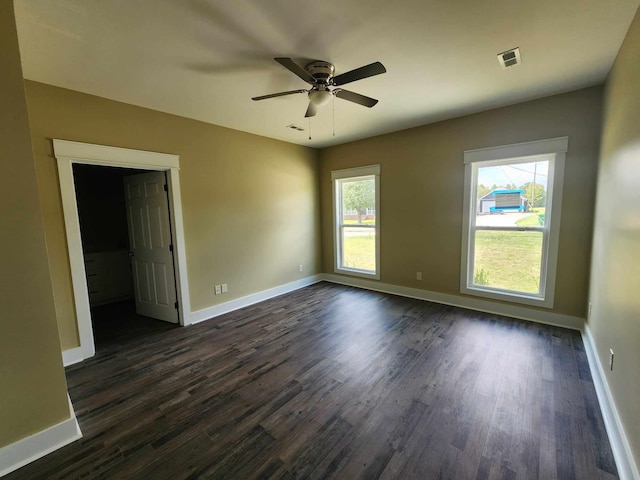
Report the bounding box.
[497,47,521,68]
[286,124,305,132]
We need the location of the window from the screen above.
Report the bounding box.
[461,138,567,307]
[332,165,380,279]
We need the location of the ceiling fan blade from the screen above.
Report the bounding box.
[332,61,386,86]
[305,101,318,117]
[335,89,379,107]
[252,89,307,101]
[274,57,316,84]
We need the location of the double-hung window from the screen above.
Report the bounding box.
[332,165,380,279]
[461,138,567,307]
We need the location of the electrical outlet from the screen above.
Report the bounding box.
[299,264,304,273]
[215,285,221,295]
[609,349,614,371]
[416,272,422,281]
[221,284,228,293]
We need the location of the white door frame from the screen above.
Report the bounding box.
[53,139,192,365]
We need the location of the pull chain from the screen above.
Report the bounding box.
[332,94,335,137]
[308,116,311,140]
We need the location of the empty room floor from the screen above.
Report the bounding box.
[90,299,179,347]
[7,282,617,479]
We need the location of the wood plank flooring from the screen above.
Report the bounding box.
[6,282,618,479]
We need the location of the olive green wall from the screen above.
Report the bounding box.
[320,86,603,318]
[24,81,321,351]
[589,6,640,469]
[0,0,70,448]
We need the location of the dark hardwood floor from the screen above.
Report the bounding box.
[90,299,178,346]
[7,282,617,479]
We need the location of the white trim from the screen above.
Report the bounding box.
[543,151,564,306]
[190,275,322,325]
[0,396,81,477]
[166,169,192,324]
[53,139,192,364]
[56,157,95,360]
[52,139,179,169]
[322,273,584,330]
[331,164,380,180]
[464,136,569,164]
[582,325,639,480]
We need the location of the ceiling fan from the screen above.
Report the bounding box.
[252,58,386,117]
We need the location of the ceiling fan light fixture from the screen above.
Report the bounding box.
[308,89,332,107]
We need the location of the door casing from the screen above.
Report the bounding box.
[54,139,192,365]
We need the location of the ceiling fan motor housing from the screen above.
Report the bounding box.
[305,61,335,84]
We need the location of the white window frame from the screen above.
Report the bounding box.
[332,165,381,280]
[461,137,567,308]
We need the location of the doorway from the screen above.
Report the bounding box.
[73,165,179,350]
[54,140,191,365]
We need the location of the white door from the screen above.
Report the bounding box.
[123,171,178,323]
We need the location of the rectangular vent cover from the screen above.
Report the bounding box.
[497,47,521,68]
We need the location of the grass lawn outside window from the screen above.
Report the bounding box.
[473,230,543,294]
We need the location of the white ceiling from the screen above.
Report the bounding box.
[14,0,640,148]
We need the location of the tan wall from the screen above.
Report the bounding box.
[589,7,640,467]
[25,81,321,351]
[320,87,603,318]
[0,0,70,448]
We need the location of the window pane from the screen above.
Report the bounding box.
[341,177,376,226]
[342,226,376,271]
[476,161,548,228]
[473,230,543,294]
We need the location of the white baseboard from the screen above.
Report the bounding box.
[189,275,323,325]
[321,273,584,330]
[582,325,639,480]
[0,396,82,477]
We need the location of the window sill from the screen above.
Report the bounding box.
[335,267,380,281]
[461,285,553,308]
